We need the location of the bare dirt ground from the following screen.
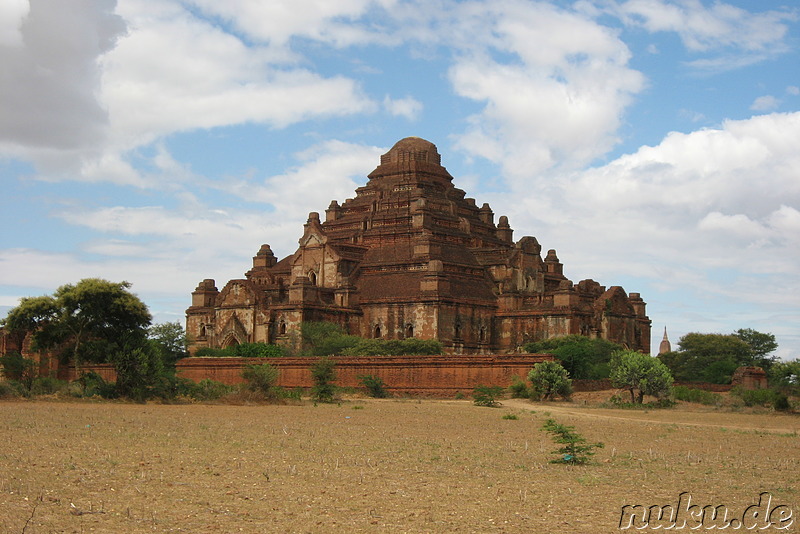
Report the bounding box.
[0,395,797,533]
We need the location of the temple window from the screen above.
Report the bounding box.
[374,324,382,338]
[405,324,414,338]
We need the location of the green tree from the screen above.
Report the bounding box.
[733,328,778,370]
[311,357,337,403]
[111,332,164,400]
[659,333,752,384]
[524,335,622,379]
[541,419,604,465]
[610,350,673,404]
[148,321,188,365]
[2,279,152,375]
[527,360,573,400]
[768,359,800,394]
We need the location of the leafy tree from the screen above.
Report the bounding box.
[610,350,673,404]
[768,359,800,394]
[524,335,622,379]
[659,333,752,384]
[2,279,152,374]
[148,322,188,365]
[311,357,337,403]
[734,328,778,370]
[541,419,604,465]
[111,332,165,400]
[527,360,573,400]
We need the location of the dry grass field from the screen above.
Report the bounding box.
[0,394,798,533]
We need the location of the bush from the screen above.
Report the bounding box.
[311,357,337,403]
[472,385,504,407]
[30,376,68,396]
[528,361,572,401]
[731,386,781,408]
[358,374,389,398]
[0,352,37,391]
[672,386,722,406]
[773,393,791,412]
[241,363,281,399]
[191,379,235,401]
[541,418,604,465]
[0,381,23,398]
[508,376,530,398]
[194,343,285,358]
[77,371,118,398]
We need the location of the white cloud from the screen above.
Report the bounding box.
[787,86,800,96]
[0,0,125,155]
[0,0,28,47]
[750,95,780,111]
[383,95,423,120]
[611,0,794,53]
[445,1,645,183]
[497,112,800,299]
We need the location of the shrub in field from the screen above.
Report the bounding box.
[508,376,530,398]
[528,360,572,401]
[191,379,235,401]
[541,418,604,465]
[0,351,37,391]
[30,376,68,396]
[731,386,785,408]
[358,374,389,398]
[241,363,280,399]
[672,385,722,406]
[311,357,337,403]
[0,380,23,398]
[473,385,504,407]
[502,413,519,420]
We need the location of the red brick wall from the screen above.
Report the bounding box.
[176,354,552,396]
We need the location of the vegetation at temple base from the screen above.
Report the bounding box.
[610,350,673,404]
[541,418,604,465]
[241,363,282,400]
[299,321,443,357]
[658,329,778,384]
[527,360,573,401]
[524,335,623,380]
[194,342,285,358]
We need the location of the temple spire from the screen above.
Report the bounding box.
[658,326,671,355]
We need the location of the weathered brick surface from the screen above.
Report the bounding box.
[176,354,552,396]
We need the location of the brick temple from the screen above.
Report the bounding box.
[186,137,650,354]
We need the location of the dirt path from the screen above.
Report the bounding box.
[500,397,800,435]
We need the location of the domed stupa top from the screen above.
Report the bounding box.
[380,136,441,166]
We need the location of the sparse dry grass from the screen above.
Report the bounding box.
[0,395,797,533]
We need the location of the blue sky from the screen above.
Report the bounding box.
[1,0,798,359]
